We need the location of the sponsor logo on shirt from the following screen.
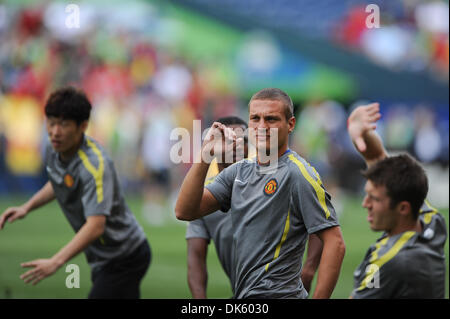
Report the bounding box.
[263,178,278,196]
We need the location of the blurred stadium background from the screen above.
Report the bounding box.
[0,0,448,298]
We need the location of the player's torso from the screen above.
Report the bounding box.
[230,153,309,298]
[46,145,88,231]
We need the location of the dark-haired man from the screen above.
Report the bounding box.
[176,88,346,299]
[348,103,447,298]
[0,87,151,299]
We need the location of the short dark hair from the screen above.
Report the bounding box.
[249,88,294,121]
[45,87,92,125]
[217,116,248,128]
[362,154,428,219]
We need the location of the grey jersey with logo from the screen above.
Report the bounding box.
[205,150,339,299]
[351,201,447,299]
[45,135,147,270]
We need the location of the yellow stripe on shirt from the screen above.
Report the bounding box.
[288,154,330,219]
[421,199,438,224]
[358,231,416,291]
[265,210,290,272]
[78,138,105,203]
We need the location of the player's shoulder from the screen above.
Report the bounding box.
[419,200,445,224]
[81,135,113,161]
[417,201,448,248]
[224,157,256,175]
[77,135,112,178]
[285,150,322,183]
[239,156,258,168]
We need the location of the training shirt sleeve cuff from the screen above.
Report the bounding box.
[205,183,231,213]
[307,221,340,235]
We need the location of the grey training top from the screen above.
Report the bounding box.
[45,135,147,270]
[351,201,447,299]
[205,149,339,299]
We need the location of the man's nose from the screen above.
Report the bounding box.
[50,125,62,137]
[256,120,269,131]
[362,195,370,208]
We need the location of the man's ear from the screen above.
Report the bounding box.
[80,120,89,133]
[397,201,412,218]
[288,116,296,134]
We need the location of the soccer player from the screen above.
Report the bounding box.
[176,88,346,299]
[347,103,447,298]
[0,87,151,299]
[186,116,325,298]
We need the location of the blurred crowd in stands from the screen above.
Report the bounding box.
[334,0,449,81]
[0,1,448,220]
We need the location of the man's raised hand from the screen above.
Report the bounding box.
[347,103,381,152]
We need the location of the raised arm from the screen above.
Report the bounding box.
[347,103,388,168]
[175,122,237,221]
[0,181,55,230]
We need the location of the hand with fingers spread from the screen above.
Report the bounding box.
[347,103,381,152]
[20,258,61,286]
[0,206,28,230]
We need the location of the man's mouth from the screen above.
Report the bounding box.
[51,140,62,147]
[256,135,271,140]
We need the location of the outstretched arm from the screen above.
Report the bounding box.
[20,215,106,285]
[187,238,209,298]
[347,103,388,168]
[0,181,55,230]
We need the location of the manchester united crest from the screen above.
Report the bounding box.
[263,178,278,196]
[64,174,74,188]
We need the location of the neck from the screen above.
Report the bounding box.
[257,144,288,165]
[387,218,422,237]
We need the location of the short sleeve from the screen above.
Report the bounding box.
[205,162,238,212]
[292,171,339,234]
[186,218,211,241]
[81,160,114,218]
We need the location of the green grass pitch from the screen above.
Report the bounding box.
[0,195,448,299]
